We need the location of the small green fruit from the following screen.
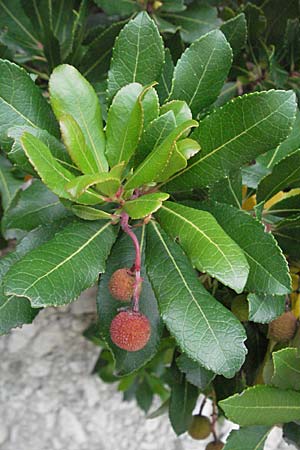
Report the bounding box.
[188,415,211,440]
[268,311,297,342]
[109,268,135,301]
[231,295,249,322]
[206,441,224,450]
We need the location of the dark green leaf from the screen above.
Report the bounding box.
[220,385,300,426]
[268,191,300,217]
[283,422,300,447]
[3,220,118,307]
[220,13,247,57]
[136,380,154,413]
[165,90,297,191]
[169,373,197,435]
[194,201,291,295]
[223,426,271,450]
[272,347,300,391]
[146,221,247,377]
[94,0,139,16]
[0,155,23,210]
[257,150,300,203]
[107,12,164,101]
[97,226,162,375]
[156,202,249,293]
[247,293,286,324]
[49,64,108,172]
[169,29,232,115]
[209,172,242,208]
[0,59,59,150]
[2,180,70,239]
[274,225,300,261]
[177,354,215,390]
[156,48,174,104]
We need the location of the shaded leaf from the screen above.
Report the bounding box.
[156,48,174,104]
[169,375,197,435]
[0,155,23,210]
[247,293,286,324]
[177,354,215,390]
[272,347,300,391]
[220,13,247,57]
[209,172,242,208]
[223,426,271,450]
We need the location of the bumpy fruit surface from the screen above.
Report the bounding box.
[109,268,135,301]
[231,295,249,322]
[110,311,151,351]
[188,415,211,440]
[268,311,297,342]
[206,441,224,450]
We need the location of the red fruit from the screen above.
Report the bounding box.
[110,311,151,352]
[109,268,135,301]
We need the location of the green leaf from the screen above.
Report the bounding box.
[220,13,247,57]
[70,205,111,221]
[247,294,286,324]
[142,87,159,129]
[20,132,103,205]
[223,426,271,450]
[257,110,300,170]
[94,0,139,16]
[219,385,300,426]
[105,83,151,167]
[65,173,120,199]
[169,376,198,435]
[272,348,300,391]
[136,379,154,413]
[107,12,164,101]
[49,64,108,172]
[268,191,300,217]
[0,0,40,52]
[165,90,297,191]
[194,201,291,295]
[0,59,59,150]
[209,172,242,208]
[97,226,162,375]
[125,120,198,190]
[8,125,72,174]
[160,100,192,127]
[146,221,247,377]
[0,221,68,334]
[177,354,215,390]
[3,220,118,307]
[156,202,249,293]
[283,422,300,447]
[156,48,174,104]
[176,138,200,159]
[2,180,70,239]
[257,150,300,203]
[0,155,23,210]
[274,225,300,261]
[59,114,101,175]
[213,82,238,109]
[79,20,127,82]
[162,4,221,43]
[123,192,169,219]
[169,29,232,115]
[134,111,177,167]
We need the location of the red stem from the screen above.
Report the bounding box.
[120,212,143,312]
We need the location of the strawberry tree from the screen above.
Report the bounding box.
[0,10,300,449]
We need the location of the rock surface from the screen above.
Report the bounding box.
[0,288,296,450]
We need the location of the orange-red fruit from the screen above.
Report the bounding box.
[110,311,151,352]
[206,441,224,450]
[268,311,297,342]
[188,415,211,440]
[109,268,135,301]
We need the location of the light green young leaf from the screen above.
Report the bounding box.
[160,100,192,127]
[49,64,108,172]
[3,220,118,307]
[125,120,198,190]
[257,150,300,203]
[219,385,300,426]
[272,348,300,391]
[146,221,247,376]
[156,202,249,293]
[169,29,232,115]
[166,90,297,191]
[105,83,151,167]
[21,132,103,205]
[194,201,291,295]
[123,192,169,219]
[142,87,159,129]
[0,60,59,150]
[71,205,112,221]
[107,12,164,101]
[177,138,200,159]
[247,293,286,324]
[134,111,177,167]
[65,173,120,199]
[223,426,271,450]
[60,114,100,174]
